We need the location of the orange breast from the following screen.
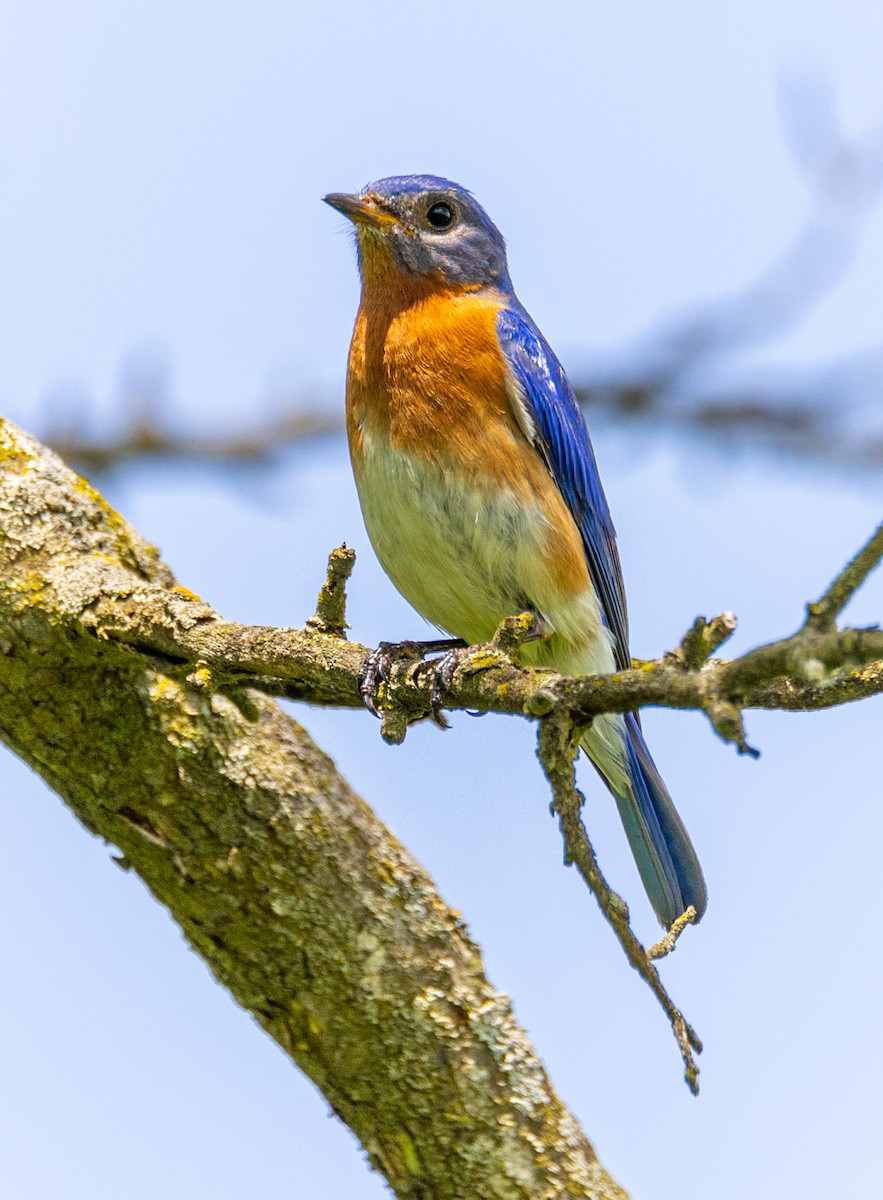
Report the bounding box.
[346,281,534,486]
[345,273,592,603]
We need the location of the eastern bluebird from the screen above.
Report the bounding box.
[324,176,707,929]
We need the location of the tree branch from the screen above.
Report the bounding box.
[0,418,628,1200]
[82,533,883,737]
[5,417,881,1106]
[35,431,883,1092]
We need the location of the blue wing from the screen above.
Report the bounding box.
[496,304,708,926]
[496,305,630,670]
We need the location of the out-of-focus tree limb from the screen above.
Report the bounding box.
[37,88,883,477]
[44,408,341,473]
[0,419,628,1200]
[40,373,883,477]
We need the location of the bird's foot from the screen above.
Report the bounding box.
[414,644,475,727]
[415,613,551,726]
[359,638,466,718]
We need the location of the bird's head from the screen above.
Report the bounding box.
[324,175,511,292]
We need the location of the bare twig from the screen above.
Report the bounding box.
[538,714,702,1095]
[668,613,738,671]
[648,908,699,961]
[804,521,883,631]
[36,385,883,478]
[46,409,340,474]
[65,521,883,749]
[305,544,356,637]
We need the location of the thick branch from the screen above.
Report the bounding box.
[32,430,880,1090]
[0,419,627,1200]
[5,417,881,1111]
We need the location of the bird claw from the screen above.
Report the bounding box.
[359,641,419,716]
[359,638,466,718]
[423,646,470,724]
[358,648,385,717]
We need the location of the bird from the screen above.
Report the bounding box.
[324,175,707,929]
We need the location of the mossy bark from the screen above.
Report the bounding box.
[0,419,627,1198]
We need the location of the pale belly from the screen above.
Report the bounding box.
[353,434,614,679]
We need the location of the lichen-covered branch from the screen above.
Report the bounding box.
[0,419,628,1200]
[3,416,881,1112]
[60,490,882,746]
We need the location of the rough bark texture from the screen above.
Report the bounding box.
[0,419,627,1200]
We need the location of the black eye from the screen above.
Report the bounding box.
[426,201,455,229]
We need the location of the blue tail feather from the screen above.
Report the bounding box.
[608,713,707,929]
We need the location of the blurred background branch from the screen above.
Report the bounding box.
[39,82,883,480]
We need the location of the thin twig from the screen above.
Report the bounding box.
[669,613,738,671]
[804,521,883,631]
[305,545,356,637]
[538,714,702,1095]
[648,908,699,960]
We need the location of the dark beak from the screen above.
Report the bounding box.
[322,192,398,228]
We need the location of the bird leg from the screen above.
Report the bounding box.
[360,613,549,724]
[359,638,467,718]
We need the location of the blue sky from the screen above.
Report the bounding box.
[1,5,882,1198]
